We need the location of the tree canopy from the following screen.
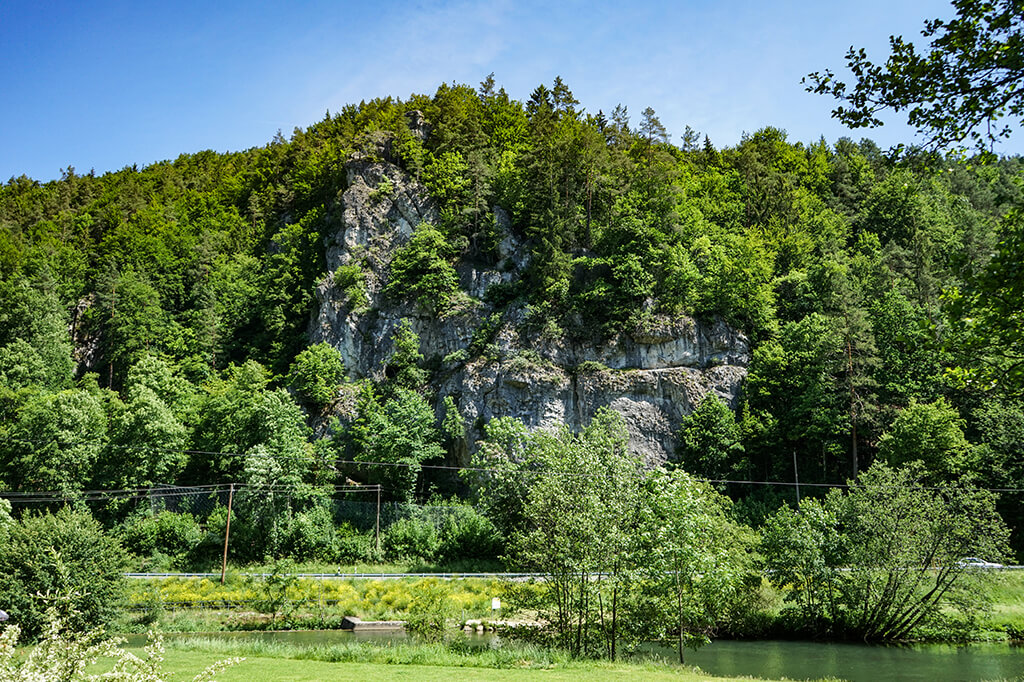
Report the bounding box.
[1,73,1024,563]
[806,0,1024,153]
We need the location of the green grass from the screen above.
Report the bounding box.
[160,635,573,667]
[986,571,1024,634]
[114,643,782,681]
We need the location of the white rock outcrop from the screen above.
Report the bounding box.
[312,158,749,464]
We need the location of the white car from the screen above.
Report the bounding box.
[956,557,1003,569]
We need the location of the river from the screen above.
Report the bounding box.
[685,639,1024,682]
[126,630,1024,681]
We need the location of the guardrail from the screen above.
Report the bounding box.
[125,566,1024,581]
[124,572,549,580]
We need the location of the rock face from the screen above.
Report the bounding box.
[311,158,749,465]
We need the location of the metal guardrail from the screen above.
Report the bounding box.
[125,566,1024,581]
[124,572,549,580]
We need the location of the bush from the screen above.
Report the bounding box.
[438,504,502,563]
[336,524,380,563]
[191,504,232,565]
[252,558,299,625]
[379,503,502,565]
[334,263,370,310]
[119,510,203,567]
[286,505,339,562]
[0,507,127,638]
[761,461,1011,640]
[286,343,346,406]
[575,360,609,374]
[403,579,452,640]
[482,280,523,308]
[385,222,460,313]
[382,516,439,562]
[0,602,242,681]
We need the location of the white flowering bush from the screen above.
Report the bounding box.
[0,605,241,682]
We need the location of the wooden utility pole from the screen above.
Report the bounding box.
[793,451,801,505]
[220,483,234,584]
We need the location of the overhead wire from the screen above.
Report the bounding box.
[6,437,1024,496]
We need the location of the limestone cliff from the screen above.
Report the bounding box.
[311,156,749,464]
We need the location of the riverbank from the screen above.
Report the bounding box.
[105,633,1024,682]
[120,574,510,632]
[121,569,1024,643]
[108,639,787,682]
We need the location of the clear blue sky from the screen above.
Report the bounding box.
[0,0,991,183]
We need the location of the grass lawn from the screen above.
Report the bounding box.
[987,570,1024,633]
[131,647,772,681]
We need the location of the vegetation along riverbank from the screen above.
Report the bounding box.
[4,1,1024,679]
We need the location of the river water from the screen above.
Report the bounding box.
[128,630,1024,681]
[684,639,1024,682]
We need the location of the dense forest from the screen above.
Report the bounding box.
[1,74,1023,558]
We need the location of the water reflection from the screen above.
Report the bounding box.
[683,639,1024,682]
[122,630,1024,681]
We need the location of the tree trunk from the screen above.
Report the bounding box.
[610,585,618,662]
[847,336,859,476]
[675,570,686,664]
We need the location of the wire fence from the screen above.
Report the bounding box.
[3,483,390,525]
[0,481,499,556]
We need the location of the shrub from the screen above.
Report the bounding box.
[192,504,230,564]
[403,579,452,641]
[575,360,609,374]
[442,348,469,366]
[385,222,460,313]
[334,263,370,310]
[119,510,203,567]
[0,507,127,638]
[252,558,299,625]
[0,604,241,681]
[438,504,502,563]
[382,517,439,562]
[336,524,380,563]
[286,505,339,562]
[761,461,1011,640]
[368,175,394,202]
[482,280,524,308]
[286,343,346,406]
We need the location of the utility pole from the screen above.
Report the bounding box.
[793,451,801,505]
[220,483,234,585]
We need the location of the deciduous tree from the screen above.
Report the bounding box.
[806,0,1024,153]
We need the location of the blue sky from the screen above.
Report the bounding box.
[0,0,990,182]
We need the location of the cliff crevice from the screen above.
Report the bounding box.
[312,157,749,464]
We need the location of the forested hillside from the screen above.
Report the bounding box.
[2,76,1023,550]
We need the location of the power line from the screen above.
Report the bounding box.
[7,439,1024,495]
[0,482,382,504]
